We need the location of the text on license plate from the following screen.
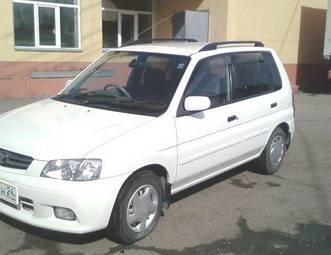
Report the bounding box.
[0,181,18,205]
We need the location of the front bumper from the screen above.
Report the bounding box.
[0,168,130,234]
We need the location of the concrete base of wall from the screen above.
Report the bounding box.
[0,61,88,98]
[0,61,329,98]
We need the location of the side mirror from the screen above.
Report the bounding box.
[184,96,211,112]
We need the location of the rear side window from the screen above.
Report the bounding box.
[231,52,282,101]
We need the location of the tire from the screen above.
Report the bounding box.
[255,127,287,175]
[106,170,163,244]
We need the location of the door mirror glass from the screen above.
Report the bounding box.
[184,96,211,112]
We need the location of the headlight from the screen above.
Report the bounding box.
[41,159,102,181]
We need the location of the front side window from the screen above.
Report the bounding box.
[184,54,230,108]
[54,51,190,116]
[231,52,282,101]
[13,0,79,49]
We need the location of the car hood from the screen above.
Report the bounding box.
[0,99,154,160]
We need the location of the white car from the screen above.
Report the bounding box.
[0,40,294,244]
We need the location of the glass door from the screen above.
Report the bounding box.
[120,14,135,46]
[138,14,152,41]
[102,11,118,48]
[102,10,152,48]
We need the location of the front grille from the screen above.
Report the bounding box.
[0,148,33,170]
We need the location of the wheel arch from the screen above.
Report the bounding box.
[135,164,171,183]
[277,122,291,149]
[136,164,172,209]
[261,122,291,156]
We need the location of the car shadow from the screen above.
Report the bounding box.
[171,162,257,204]
[0,213,105,244]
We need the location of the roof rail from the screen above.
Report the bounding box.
[199,41,265,52]
[125,38,198,46]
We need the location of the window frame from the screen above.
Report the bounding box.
[176,51,283,117]
[13,0,81,51]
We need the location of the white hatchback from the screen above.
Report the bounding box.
[0,40,295,244]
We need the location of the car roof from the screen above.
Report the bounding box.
[119,42,209,56]
[117,41,267,57]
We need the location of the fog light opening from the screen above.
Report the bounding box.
[54,207,76,221]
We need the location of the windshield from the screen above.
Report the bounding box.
[54,51,190,116]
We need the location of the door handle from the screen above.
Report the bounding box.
[227,115,238,122]
[271,102,278,108]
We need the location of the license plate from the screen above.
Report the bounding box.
[0,180,18,206]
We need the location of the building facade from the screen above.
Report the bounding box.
[0,0,328,98]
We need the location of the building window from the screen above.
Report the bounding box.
[13,0,80,49]
[102,0,153,48]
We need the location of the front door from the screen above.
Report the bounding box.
[174,54,247,192]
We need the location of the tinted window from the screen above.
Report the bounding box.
[231,52,282,101]
[262,52,282,90]
[185,55,229,108]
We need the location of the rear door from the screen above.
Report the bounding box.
[228,51,284,156]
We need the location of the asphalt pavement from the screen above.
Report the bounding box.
[0,92,330,255]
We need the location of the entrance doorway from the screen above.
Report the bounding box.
[121,13,135,47]
[102,9,153,48]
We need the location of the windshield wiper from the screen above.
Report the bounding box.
[53,94,78,103]
[54,92,116,102]
[54,93,166,111]
[83,98,165,109]
[116,99,166,109]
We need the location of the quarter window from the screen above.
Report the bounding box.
[185,55,230,109]
[231,52,282,101]
[13,0,80,49]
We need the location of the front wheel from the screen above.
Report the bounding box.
[106,171,163,244]
[255,127,287,175]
